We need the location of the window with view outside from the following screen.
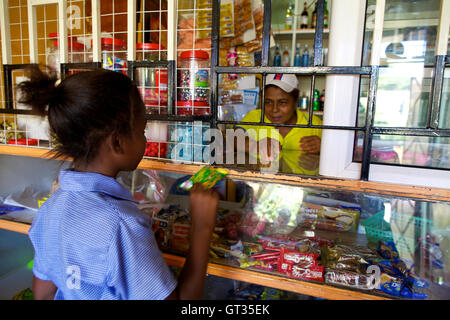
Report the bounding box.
[356,0,449,170]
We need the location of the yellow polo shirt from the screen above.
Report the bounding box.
[236,108,322,175]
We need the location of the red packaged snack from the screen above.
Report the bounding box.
[288,264,325,282]
[277,248,324,282]
[251,251,281,261]
[280,249,319,267]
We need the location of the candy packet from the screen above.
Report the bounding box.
[179,166,228,191]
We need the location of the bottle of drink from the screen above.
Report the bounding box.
[311,2,317,29]
[299,92,309,110]
[309,47,314,66]
[294,43,301,66]
[285,3,294,30]
[302,44,309,67]
[313,89,320,111]
[324,0,329,28]
[300,2,308,29]
[282,46,290,66]
[319,89,325,110]
[273,44,281,66]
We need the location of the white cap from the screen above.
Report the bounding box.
[265,73,298,93]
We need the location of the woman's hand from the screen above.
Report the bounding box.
[248,137,281,163]
[298,153,320,171]
[299,135,321,154]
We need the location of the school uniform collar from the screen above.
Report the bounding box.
[58,169,137,203]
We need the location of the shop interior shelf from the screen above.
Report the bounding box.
[0,218,390,300]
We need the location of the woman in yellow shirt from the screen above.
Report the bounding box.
[235,73,322,175]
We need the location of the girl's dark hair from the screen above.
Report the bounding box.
[16,65,144,165]
[265,84,300,102]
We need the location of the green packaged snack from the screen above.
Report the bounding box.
[12,288,34,300]
[180,166,228,191]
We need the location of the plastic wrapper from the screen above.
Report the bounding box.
[297,202,361,232]
[152,206,177,249]
[324,269,375,290]
[171,211,191,253]
[251,184,304,234]
[179,166,228,191]
[278,248,324,282]
[117,170,167,204]
[238,211,267,238]
[220,0,234,38]
[210,238,247,259]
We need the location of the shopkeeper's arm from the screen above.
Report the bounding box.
[165,184,219,300]
[33,276,57,300]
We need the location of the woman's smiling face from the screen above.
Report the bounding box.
[263,86,297,125]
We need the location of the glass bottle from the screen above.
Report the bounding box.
[294,43,302,67]
[299,92,309,110]
[273,44,281,66]
[311,2,317,29]
[319,89,325,111]
[285,3,294,30]
[300,2,308,29]
[282,46,290,67]
[302,44,309,67]
[313,89,320,111]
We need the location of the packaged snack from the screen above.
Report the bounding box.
[278,248,324,282]
[220,0,234,38]
[179,166,228,191]
[286,264,325,282]
[12,288,34,300]
[324,269,375,290]
[297,202,361,232]
[252,184,304,233]
[0,204,26,215]
[260,288,286,300]
[152,206,177,248]
[210,239,247,259]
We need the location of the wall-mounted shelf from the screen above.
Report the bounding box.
[273,28,329,36]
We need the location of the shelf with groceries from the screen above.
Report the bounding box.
[1,165,449,300]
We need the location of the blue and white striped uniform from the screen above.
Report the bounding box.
[28,169,177,300]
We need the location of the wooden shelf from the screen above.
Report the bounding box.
[273,28,329,35]
[0,220,389,300]
[1,144,450,202]
[0,219,30,234]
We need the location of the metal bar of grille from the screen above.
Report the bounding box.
[314,0,324,66]
[261,0,271,67]
[210,0,220,129]
[360,66,379,181]
[215,66,373,74]
[426,55,446,129]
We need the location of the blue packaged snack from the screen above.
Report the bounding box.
[377,241,400,260]
[400,285,428,300]
[0,204,26,215]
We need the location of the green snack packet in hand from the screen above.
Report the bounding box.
[180,166,228,191]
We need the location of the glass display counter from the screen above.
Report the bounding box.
[118,168,450,300]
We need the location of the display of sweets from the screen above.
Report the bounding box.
[166,123,209,162]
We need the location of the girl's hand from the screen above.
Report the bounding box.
[189,184,219,231]
[299,135,321,154]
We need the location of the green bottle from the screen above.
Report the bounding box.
[285,2,294,30]
[324,0,329,28]
[313,89,320,111]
